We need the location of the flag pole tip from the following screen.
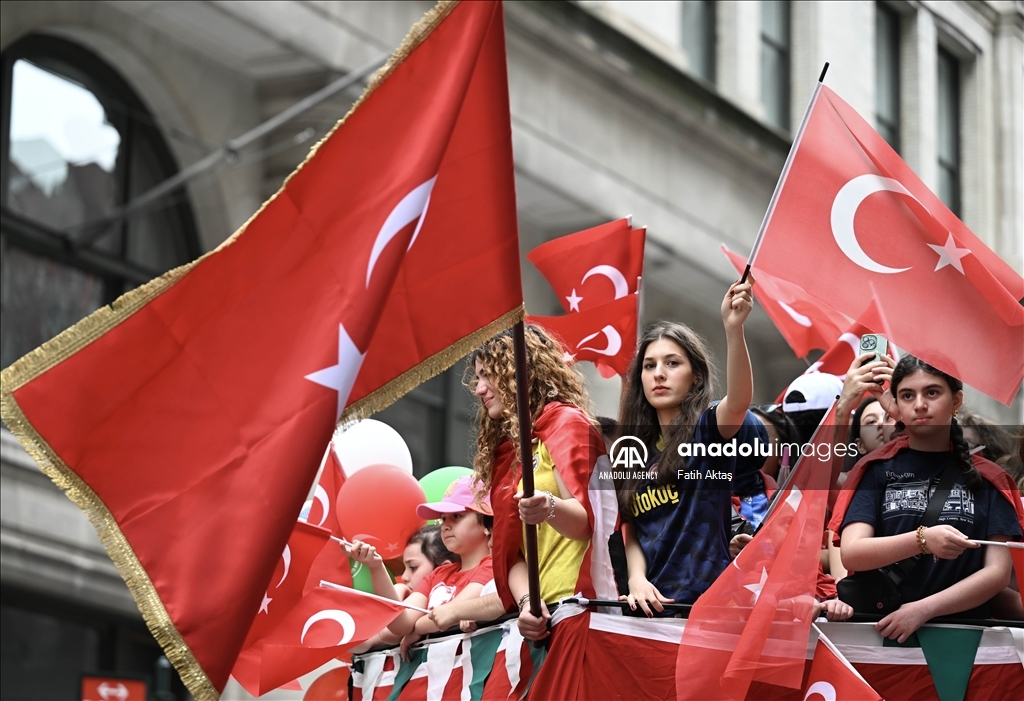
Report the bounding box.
[819,62,830,83]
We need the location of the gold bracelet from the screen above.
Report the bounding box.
[916,526,930,555]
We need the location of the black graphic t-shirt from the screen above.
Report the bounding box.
[841,449,1021,614]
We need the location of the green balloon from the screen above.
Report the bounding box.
[349,557,374,593]
[418,466,473,504]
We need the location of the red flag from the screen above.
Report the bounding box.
[721,244,852,358]
[805,634,883,701]
[805,322,872,377]
[304,442,346,537]
[231,521,332,696]
[528,294,638,377]
[1011,546,1024,610]
[676,404,837,700]
[527,219,645,314]
[751,84,1024,404]
[0,3,521,697]
[258,586,410,693]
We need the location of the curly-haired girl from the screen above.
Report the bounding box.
[468,324,615,641]
[831,355,1024,642]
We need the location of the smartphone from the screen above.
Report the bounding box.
[859,334,888,363]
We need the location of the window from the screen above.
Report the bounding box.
[875,3,900,151]
[760,1,791,130]
[936,48,961,215]
[682,0,716,84]
[1,35,199,369]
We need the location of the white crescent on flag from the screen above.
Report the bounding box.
[301,609,356,646]
[803,681,837,701]
[366,176,438,287]
[577,326,622,357]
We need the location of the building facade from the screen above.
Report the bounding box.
[1,1,1021,698]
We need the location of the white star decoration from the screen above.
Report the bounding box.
[927,233,972,274]
[305,324,367,419]
[566,289,583,312]
[744,567,769,605]
[259,593,272,614]
[562,351,577,364]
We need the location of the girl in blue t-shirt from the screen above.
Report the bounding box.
[837,355,1022,642]
[617,280,767,615]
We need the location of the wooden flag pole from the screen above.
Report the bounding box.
[513,321,543,618]
[740,61,829,284]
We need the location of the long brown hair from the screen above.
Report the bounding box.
[466,325,592,490]
[890,355,980,491]
[616,321,715,516]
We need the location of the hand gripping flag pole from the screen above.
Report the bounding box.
[740,62,830,284]
[513,322,543,619]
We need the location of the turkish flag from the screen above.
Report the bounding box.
[807,322,872,377]
[721,244,852,358]
[804,636,882,701]
[231,521,331,696]
[304,442,346,537]
[676,404,837,700]
[0,2,520,696]
[528,294,638,377]
[752,85,1024,404]
[258,586,409,693]
[527,218,645,314]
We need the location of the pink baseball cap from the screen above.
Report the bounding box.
[416,476,493,519]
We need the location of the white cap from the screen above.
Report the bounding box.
[782,372,843,412]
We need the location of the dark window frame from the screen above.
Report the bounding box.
[1,34,200,296]
[875,2,901,152]
[682,0,717,85]
[936,47,961,216]
[760,0,791,131]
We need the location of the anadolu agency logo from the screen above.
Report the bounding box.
[604,435,654,481]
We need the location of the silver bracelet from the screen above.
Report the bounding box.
[539,490,556,521]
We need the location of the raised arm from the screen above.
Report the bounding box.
[716,279,754,437]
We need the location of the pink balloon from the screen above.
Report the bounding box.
[336,464,425,560]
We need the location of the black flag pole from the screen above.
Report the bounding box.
[512,321,543,618]
[740,61,830,284]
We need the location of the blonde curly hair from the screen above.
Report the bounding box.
[465,324,592,489]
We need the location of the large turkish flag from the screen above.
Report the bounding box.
[0,2,520,698]
[753,85,1024,404]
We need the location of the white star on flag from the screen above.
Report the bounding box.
[744,567,769,604]
[305,323,367,419]
[565,289,583,312]
[259,592,272,614]
[785,486,802,512]
[562,351,577,364]
[927,233,972,274]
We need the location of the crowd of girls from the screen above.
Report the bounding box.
[344,277,1024,652]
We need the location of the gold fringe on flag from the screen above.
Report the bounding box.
[343,305,525,422]
[0,2,478,699]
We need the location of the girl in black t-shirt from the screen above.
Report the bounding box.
[837,356,1022,643]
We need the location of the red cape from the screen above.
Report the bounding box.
[490,401,605,611]
[828,435,1024,547]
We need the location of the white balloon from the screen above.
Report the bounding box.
[332,419,413,476]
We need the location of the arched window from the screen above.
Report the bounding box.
[1,34,199,369]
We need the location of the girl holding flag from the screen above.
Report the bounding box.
[617,280,768,615]
[832,355,1024,642]
[469,324,614,640]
